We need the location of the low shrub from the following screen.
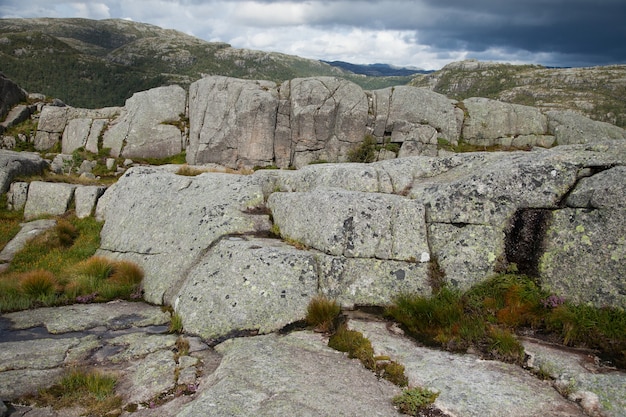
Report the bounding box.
[347,135,378,163]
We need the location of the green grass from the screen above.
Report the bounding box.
[7,215,102,275]
[0,194,23,252]
[20,368,122,416]
[0,214,144,312]
[133,151,187,165]
[386,273,626,368]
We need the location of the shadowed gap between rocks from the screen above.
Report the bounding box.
[504,208,552,277]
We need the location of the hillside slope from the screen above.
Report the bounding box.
[0,18,351,108]
[410,60,626,128]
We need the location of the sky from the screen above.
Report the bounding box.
[1,0,625,70]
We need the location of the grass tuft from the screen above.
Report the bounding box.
[1,213,144,312]
[305,296,341,333]
[19,270,58,300]
[23,368,122,416]
[169,312,184,334]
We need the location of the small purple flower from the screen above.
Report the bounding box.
[542,294,565,309]
[187,383,197,393]
[76,292,98,303]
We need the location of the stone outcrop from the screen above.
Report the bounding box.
[187,76,279,168]
[103,85,187,159]
[0,73,27,126]
[0,150,48,194]
[87,140,626,347]
[26,76,626,170]
[34,105,120,152]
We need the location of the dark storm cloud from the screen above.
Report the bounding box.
[1,0,624,68]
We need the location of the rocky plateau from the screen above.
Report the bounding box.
[0,68,625,416]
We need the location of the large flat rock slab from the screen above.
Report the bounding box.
[177,332,402,417]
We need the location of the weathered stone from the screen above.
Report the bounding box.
[461,97,548,146]
[566,166,626,208]
[371,86,461,144]
[177,332,401,417]
[285,77,369,168]
[523,338,626,417]
[77,159,96,175]
[121,350,177,404]
[0,369,64,400]
[33,106,70,151]
[0,73,27,122]
[74,185,106,219]
[187,76,278,168]
[106,333,180,364]
[103,85,186,159]
[174,237,318,340]
[409,149,579,226]
[350,319,586,417]
[0,150,48,193]
[95,166,268,305]
[176,355,199,386]
[0,219,56,263]
[86,119,107,153]
[317,255,430,307]
[0,104,36,133]
[23,181,76,220]
[6,181,28,210]
[3,300,171,333]
[268,189,429,262]
[539,208,626,308]
[428,223,505,291]
[547,110,626,145]
[49,153,73,174]
[0,337,83,372]
[61,117,93,154]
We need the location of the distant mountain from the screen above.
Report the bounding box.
[321,61,432,77]
[0,18,412,108]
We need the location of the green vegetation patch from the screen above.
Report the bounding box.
[19,368,122,416]
[0,214,144,312]
[393,386,440,416]
[0,194,23,252]
[386,273,626,368]
[305,295,341,333]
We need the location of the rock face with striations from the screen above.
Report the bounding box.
[29,75,626,170]
[104,85,187,159]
